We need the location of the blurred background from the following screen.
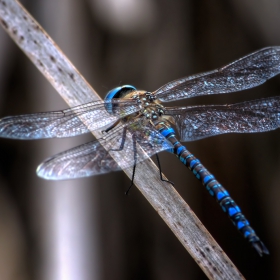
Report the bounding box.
[0,0,280,279]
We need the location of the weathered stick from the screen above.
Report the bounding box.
[0,1,244,279]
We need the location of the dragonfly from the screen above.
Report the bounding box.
[1,46,280,256]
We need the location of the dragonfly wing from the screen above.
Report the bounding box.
[37,139,122,179]
[165,96,280,141]
[37,121,173,179]
[155,47,280,102]
[0,99,139,139]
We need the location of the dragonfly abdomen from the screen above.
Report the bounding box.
[157,123,269,256]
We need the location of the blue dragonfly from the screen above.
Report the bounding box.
[1,46,280,256]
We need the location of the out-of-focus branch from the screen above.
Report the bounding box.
[0,1,244,279]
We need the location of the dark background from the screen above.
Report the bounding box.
[0,0,279,279]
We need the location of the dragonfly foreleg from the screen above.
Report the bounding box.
[102,120,120,133]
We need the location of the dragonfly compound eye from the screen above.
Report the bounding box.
[104,85,137,114]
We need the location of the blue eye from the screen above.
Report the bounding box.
[105,85,136,101]
[104,85,136,114]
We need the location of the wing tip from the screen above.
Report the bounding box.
[36,163,55,180]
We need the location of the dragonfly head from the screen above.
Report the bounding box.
[104,85,137,114]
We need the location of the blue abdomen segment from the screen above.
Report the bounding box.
[104,85,136,114]
[158,125,269,256]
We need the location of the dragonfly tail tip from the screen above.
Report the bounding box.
[252,241,269,256]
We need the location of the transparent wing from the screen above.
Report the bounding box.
[36,139,122,179]
[0,99,139,139]
[37,121,173,180]
[164,96,280,141]
[154,47,280,102]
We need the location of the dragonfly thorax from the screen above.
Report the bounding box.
[128,90,165,121]
[141,104,164,120]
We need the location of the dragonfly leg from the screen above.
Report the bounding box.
[125,134,137,195]
[155,154,174,185]
[102,120,120,133]
[110,127,127,152]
